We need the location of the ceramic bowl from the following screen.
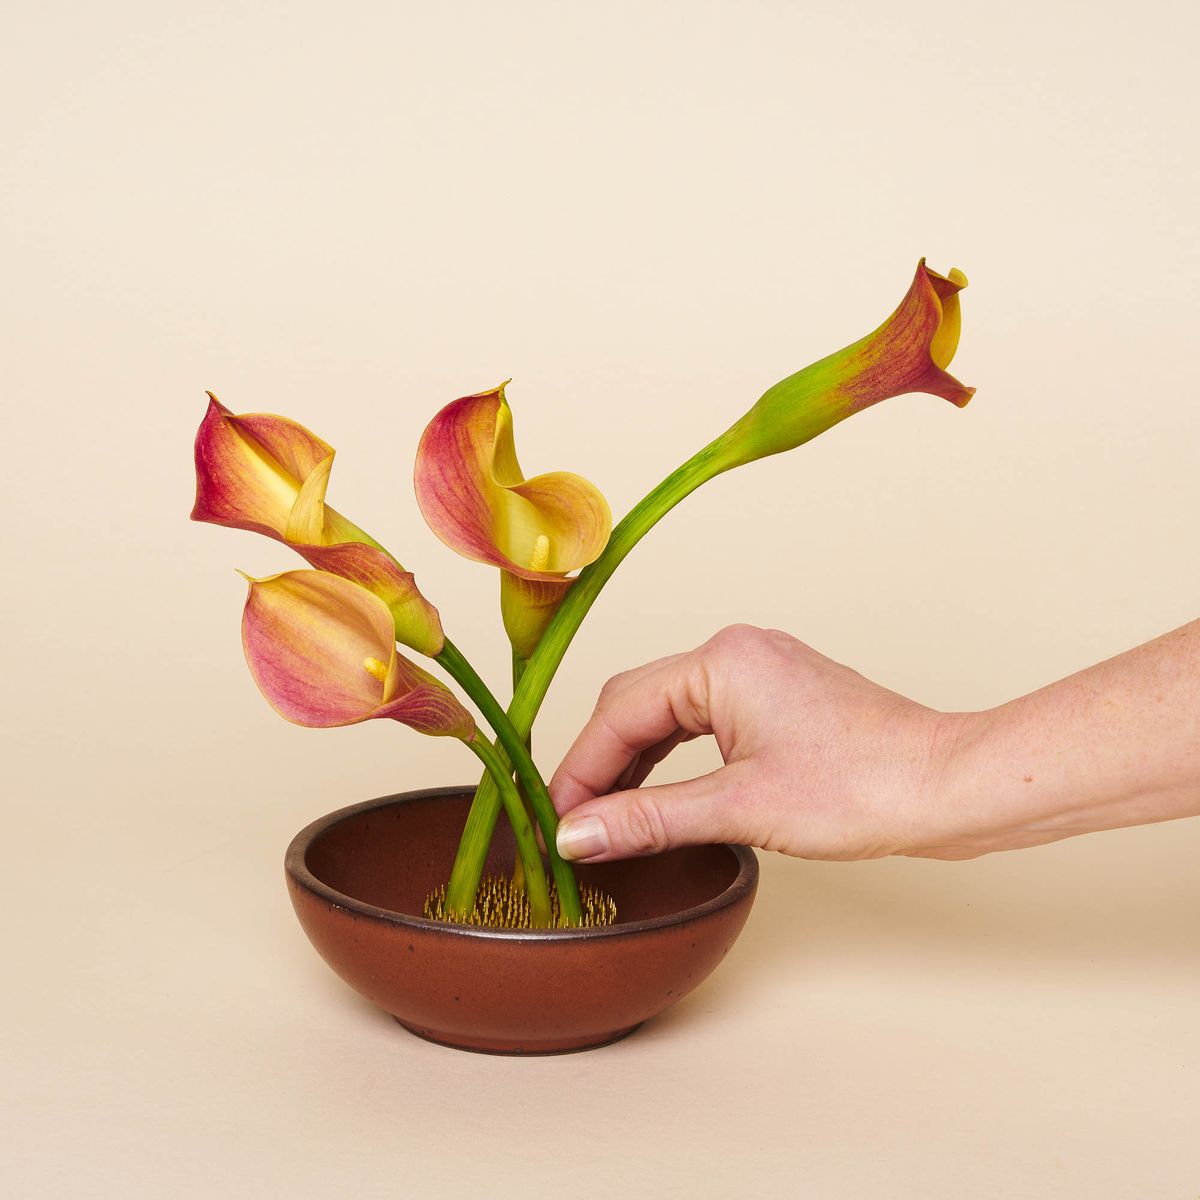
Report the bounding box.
[286,786,758,1054]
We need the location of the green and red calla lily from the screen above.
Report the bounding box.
[193,394,444,656]
[240,569,473,737]
[716,260,974,468]
[413,383,612,658]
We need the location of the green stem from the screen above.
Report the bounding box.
[509,651,532,889]
[437,639,583,925]
[462,735,553,927]
[445,436,734,913]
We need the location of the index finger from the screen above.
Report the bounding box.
[549,651,711,816]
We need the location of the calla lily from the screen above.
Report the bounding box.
[240,567,557,921]
[192,393,372,545]
[193,394,444,656]
[716,260,975,469]
[413,383,612,658]
[241,569,473,737]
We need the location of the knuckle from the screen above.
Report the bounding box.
[596,669,632,707]
[594,707,639,757]
[763,627,801,649]
[706,623,763,658]
[703,624,776,682]
[621,793,671,855]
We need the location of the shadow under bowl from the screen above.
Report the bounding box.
[285,786,759,1054]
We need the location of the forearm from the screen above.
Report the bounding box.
[922,621,1200,858]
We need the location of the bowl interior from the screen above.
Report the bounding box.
[303,790,742,925]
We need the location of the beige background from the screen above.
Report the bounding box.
[3,1,1199,1196]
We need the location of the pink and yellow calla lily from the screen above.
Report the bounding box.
[192,394,445,657]
[192,392,371,545]
[413,383,612,658]
[718,260,975,468]
[241,569,473,738]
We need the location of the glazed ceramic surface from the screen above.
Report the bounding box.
[286,787,758,1054]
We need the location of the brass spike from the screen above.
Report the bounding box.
[423,875,618,930]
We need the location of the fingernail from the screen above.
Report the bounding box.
[556,815,608,861]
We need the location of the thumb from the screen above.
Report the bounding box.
[554,763,752,862]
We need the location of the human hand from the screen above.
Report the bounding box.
[550,624,958,863]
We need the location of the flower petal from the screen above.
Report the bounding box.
[378,656,475,739]
[297,542,446,656]
[283,453,379,550]
[929,267,967,371]
[232,407,336,483]
[414,383,611,580]
[499,471,611,575]
[241,570,393,727]
[414,386,511,567]
[840,259,974,414]
[284,454,336,545]
[192,394,333,539]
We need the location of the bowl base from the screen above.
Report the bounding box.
[394,1016,642,1056]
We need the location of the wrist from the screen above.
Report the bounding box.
[901,706,999,859]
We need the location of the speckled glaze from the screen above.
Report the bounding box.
[285,787,759,1054]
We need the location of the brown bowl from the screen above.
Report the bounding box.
[285,786,758,1054]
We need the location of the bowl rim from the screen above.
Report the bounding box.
[285,785,759,943]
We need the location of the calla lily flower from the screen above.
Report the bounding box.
[413,383,612,658]
[717,260,975,469]
[193,394,444,656]
[192,393,372,545]
[241,569,473,738]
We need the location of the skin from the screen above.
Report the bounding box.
[550,620,1200,863]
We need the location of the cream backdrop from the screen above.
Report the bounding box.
[4,2,1198,1197]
